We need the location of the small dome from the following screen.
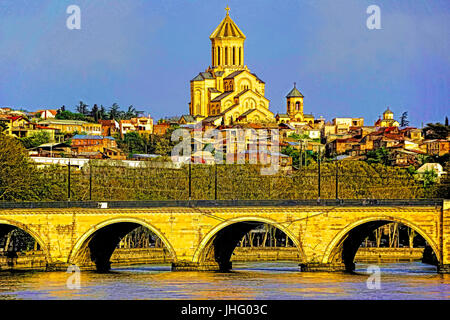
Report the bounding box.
[286,83,304,98]
[383,107,393,114]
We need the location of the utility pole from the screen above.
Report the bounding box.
[317,149,321,199]
[214,163,218,200]
[188,160,192,200]
[89,161,92,201]
[67,159,71,201]
[335,160,339,200]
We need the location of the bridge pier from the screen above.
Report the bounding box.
[172,261,228,272]
[437,264,450,274]
[299,262,348,272]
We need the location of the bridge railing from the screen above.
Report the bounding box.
[0,199,444,209]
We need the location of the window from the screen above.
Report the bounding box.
[233,47,236,65]
[217,47,221,65]
[225,47,228,65]
[239,47,242,65]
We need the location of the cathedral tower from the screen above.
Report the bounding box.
[188,7,274,124]
[210,6,246,70]
[286,83,304,121]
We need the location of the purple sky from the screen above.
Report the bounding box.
[0,0,448,126]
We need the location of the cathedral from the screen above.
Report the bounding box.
[188,7,314,126]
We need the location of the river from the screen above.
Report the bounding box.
[0,262,448,300]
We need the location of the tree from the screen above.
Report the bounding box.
[366,147,390,165]
[423,123,449,139]
[56,110,89,121]
[445,116,449,127]
[76,101,89,116]
[20,131,51,149]
[99,105,107,120]
[90,104,99,122]
[117,132,145,155]
[125,105,137,119]
[0,135,38,201]
[400,111,409,127]
[109,103,121,120]
[0,122,8,134]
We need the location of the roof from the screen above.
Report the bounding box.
[31,142,70,149]
[191,72,214,81]
[276,114,290,118]
[220,103,239,115]
[224,70,245,79]
[238,109,257,118]
[180,115,196,123]
[251,73,265,83]
[211,91,233,102]
[72,134,114,140]
[286,84,304,98]
[39,119,88,125]
[233,89,248,99]
[202,115,223,123]
[417,163,444,173]
[210,10,246,39]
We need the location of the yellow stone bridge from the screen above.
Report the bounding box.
[0,200,448,273]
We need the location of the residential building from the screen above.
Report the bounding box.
[119,116,153,137]
[422,139,450,156]
[38,119,102,135]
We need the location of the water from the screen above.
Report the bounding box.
[0,262,448,300]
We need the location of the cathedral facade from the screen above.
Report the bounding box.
[189,7,275,125]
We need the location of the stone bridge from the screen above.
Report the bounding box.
[0,199,448,273]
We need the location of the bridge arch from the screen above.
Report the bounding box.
[69,217,176,272]
[0,218,50,263]
[193,216,304,271]
[322,216,440,271]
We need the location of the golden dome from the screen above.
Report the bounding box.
[210,7,246,40]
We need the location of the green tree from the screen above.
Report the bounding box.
[75,101,89,116]
[366,147,390,165]
[422,169,438,188]
[55,110,88,121]
[125,105,137,119]
[400,111,409,127]
[99,105,107,120]
[90,104,99,122]
[109,103,121,120]
[423,123,449,139]
[20,131,51,149]
[0,135,39,201]
[118,132,145,154]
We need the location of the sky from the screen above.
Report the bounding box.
[0,0,448,126]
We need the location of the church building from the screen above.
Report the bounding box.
[189,7,275,125]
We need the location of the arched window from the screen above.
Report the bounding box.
[239,47,242,65]
[225,47,228,65]
[296,101,300,111]
[233,47,236,65]
[217,47,221,65]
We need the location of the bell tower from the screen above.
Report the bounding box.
[210,7,246,70]
[286,83,304,121]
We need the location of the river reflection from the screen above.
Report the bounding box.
[0,262,448,300]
